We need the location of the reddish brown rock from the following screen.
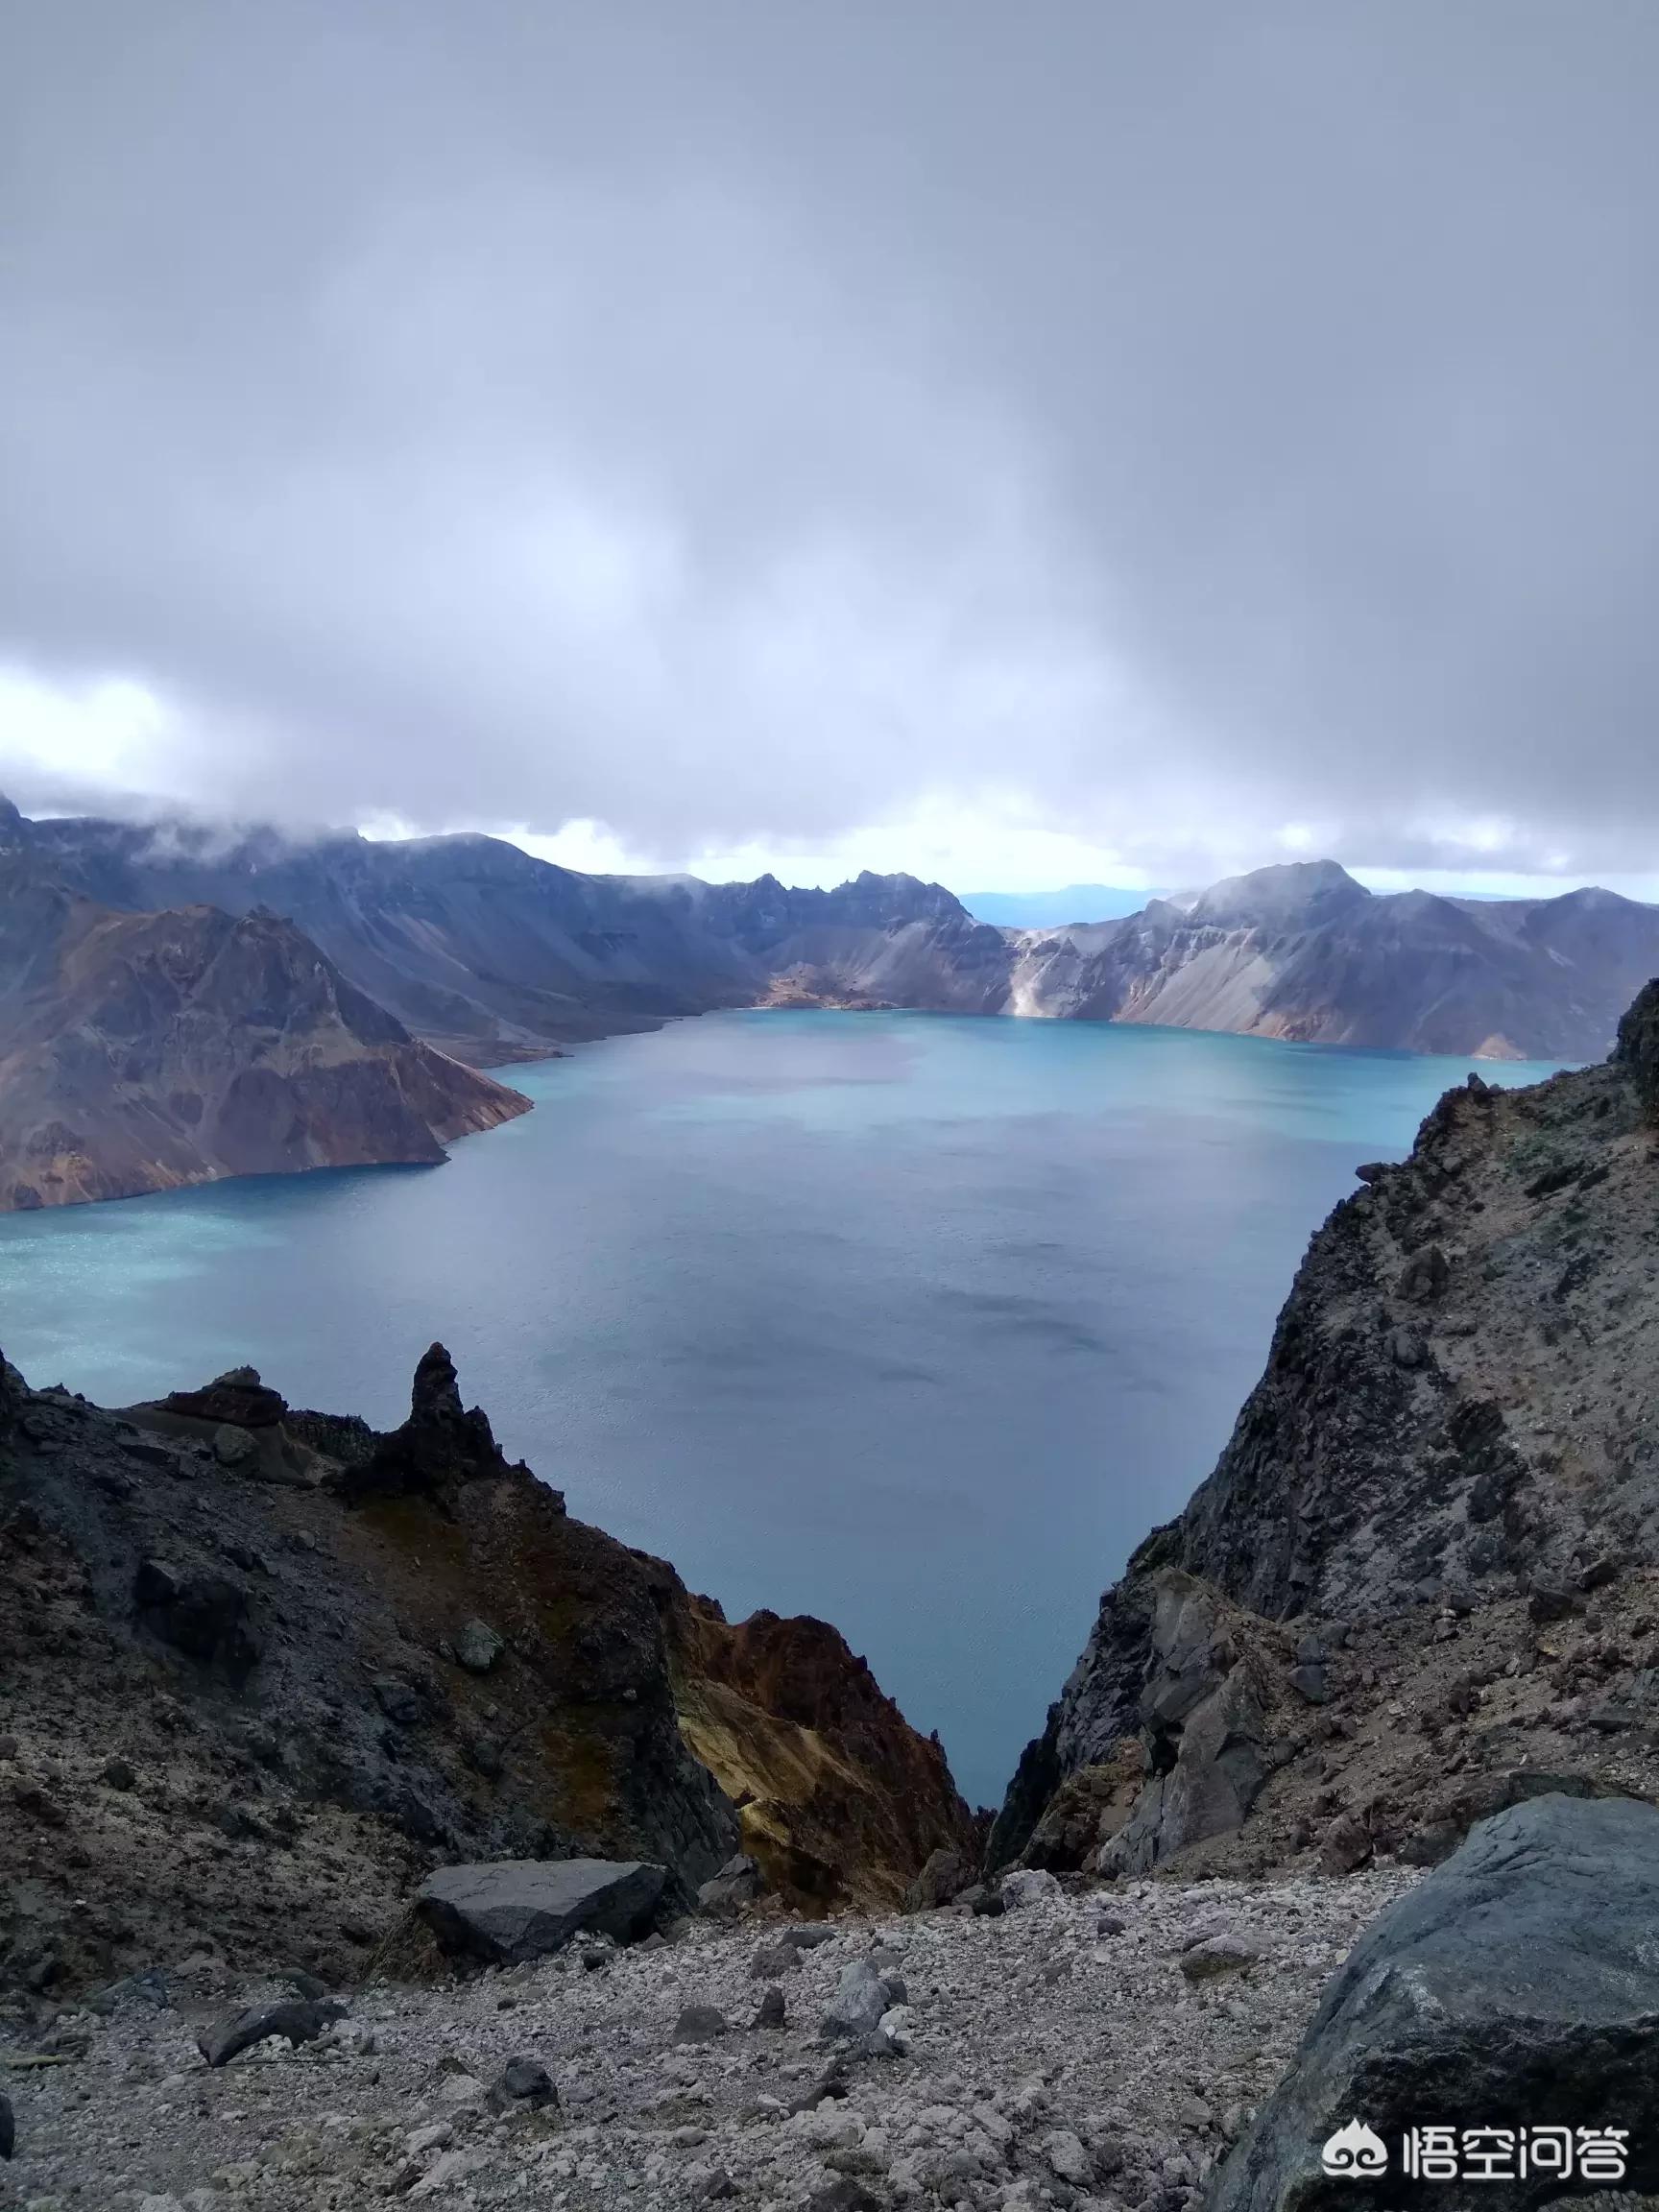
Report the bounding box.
[0,862,529,1211]
[660,1588,979,1911]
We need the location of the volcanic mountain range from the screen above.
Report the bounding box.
[7,795,1659,1207]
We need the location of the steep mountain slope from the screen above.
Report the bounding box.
[663,1590,978,1910]
[0,1342,972,1998]
[12,803,1006,1062]
[0,857,528,1210]
[993,981,1659,1878]
[1006,859,1659,1056]
[16,803,1659,1061]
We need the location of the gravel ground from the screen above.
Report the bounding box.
[3,1865,1416,2212]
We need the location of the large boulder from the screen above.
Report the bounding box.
[1210,1794,1659,2212]
[416,1858,666,1965]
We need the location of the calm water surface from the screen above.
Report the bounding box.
[0,1012,1565,1805]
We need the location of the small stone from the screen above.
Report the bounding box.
[754,1984,787,2029]
[453,1618,504,1673]
[405,2121,455,2155]
[1179,1934,1263,1983]
[1287,1663,1329,1703]
[1000,1867,1061,1909]
[958,1883,1006,1916]
[807,2181,881,2212]
[820,1956,889,2040]
[751,1939,802,1977]
[12,1781,65,1828]
[212,1424,256,1468]
[488,2055,557,2112]
[1320,1811,1374,1874]
[100,1756,136,1790]
[697,1853,763,1918]
[1528,1579,1582,1625]
[672,2004,730,2045]
[1046,2130,1092,2185]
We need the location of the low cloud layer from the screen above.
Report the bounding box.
[4,3,1657,884]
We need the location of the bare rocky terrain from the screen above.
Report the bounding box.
[993,982,1659,1886]
[9,929,1659,2210]
[0,1345,973,2006]
[0,847,528,1210]
[2,1862,1413,2212]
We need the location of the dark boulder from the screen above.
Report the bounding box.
[488,2055,557,2113]
[198,1997,347,2068]
[904,1845,972,1909]
[160,1366,287,1430]
[415,1857,666,1965]
[697,1852,763,1917]
[1210,1794,1659,2212]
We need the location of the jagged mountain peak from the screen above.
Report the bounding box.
[1188,857,1370,929]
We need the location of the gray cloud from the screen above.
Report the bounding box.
[3,1,1657,878]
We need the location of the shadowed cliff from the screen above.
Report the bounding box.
[993,975,1659,1880]
[0,1342,970,1995]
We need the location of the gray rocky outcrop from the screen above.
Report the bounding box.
[996,1027,1659,1878]
[1211,1793,1659,2212]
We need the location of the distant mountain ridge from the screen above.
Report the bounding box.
[8,805,1659,1087]
[1003,859,1659,1059]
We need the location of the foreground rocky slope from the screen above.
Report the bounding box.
[3,1855,1417,2209]
[14,803,1659,1063]
[0,854,527,1210]
[993,981,1659,1880]
[14,1791,1657,2212]
[0,1344,971,2000]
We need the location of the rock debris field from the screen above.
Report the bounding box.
[5,1865,1415,2212]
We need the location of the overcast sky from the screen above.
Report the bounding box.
[3,2,1657,893]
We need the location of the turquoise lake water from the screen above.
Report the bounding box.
[0,1011,1566,1807]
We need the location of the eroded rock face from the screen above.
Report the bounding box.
[660,1591,979,1912]
[0,863,530,1211]
[0,1343,739,1991]
[996,1011,1659,1876]
[0,1340,969,1994]
[1212,1794,1659,2212]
